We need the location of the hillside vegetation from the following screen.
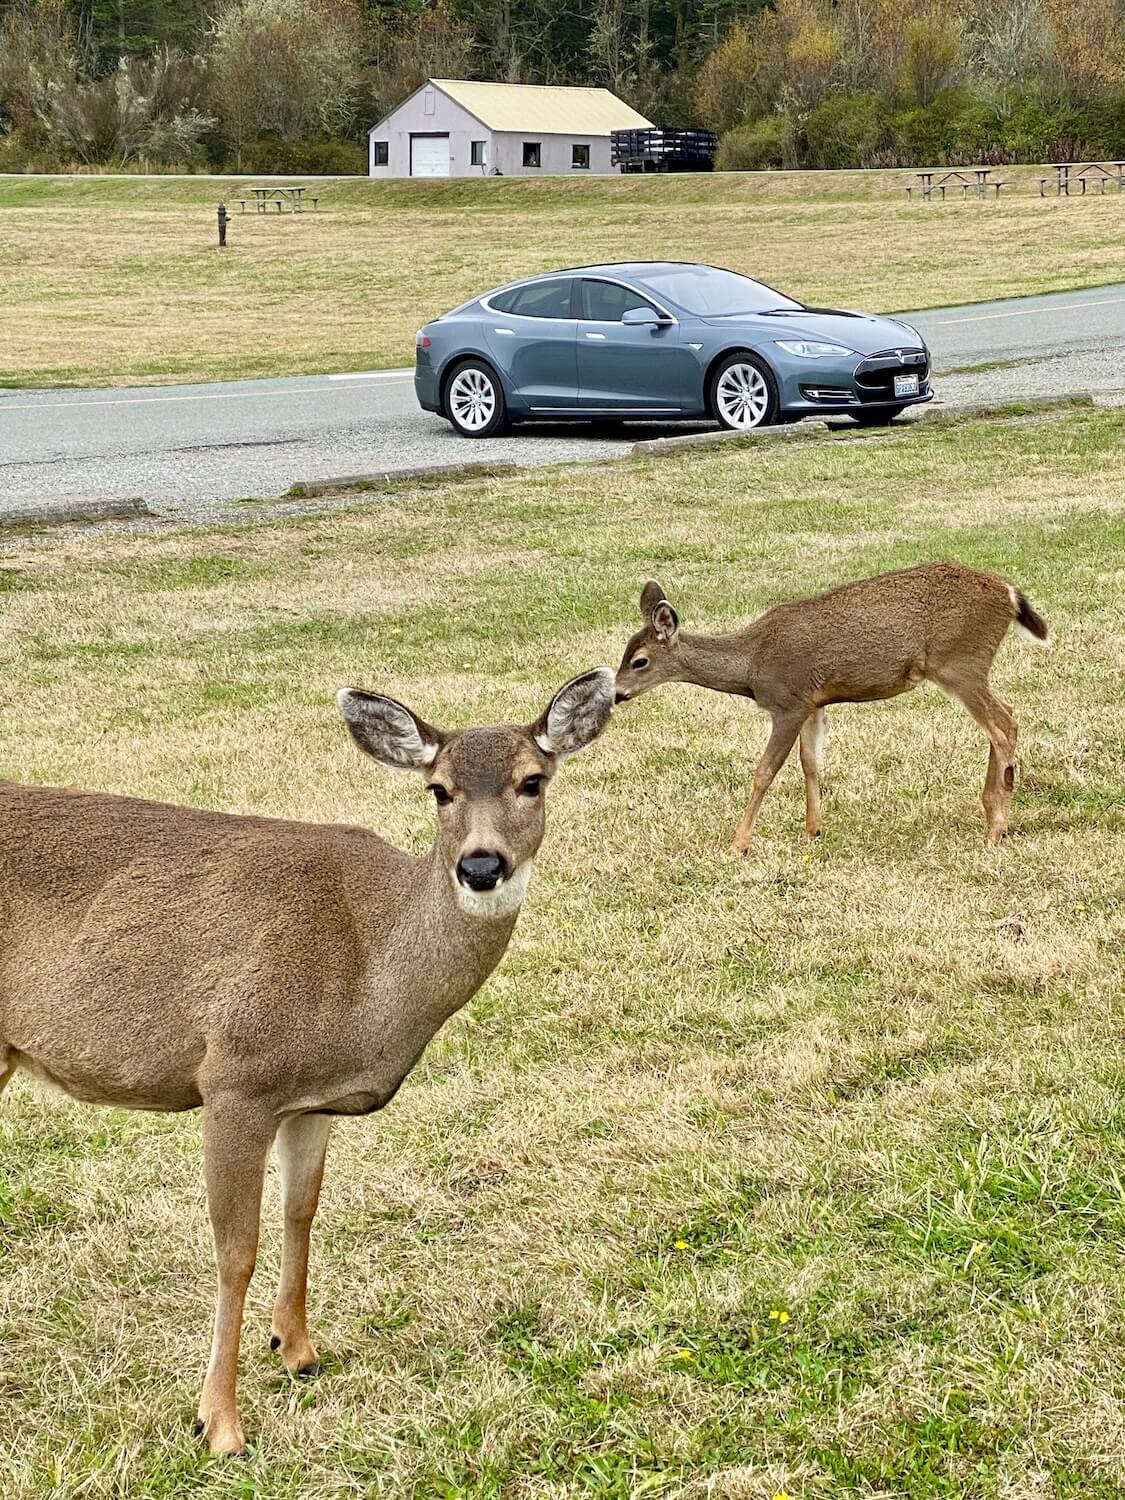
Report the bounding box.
[1,0,1123,173]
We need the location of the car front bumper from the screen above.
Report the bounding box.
[775,346,934,416]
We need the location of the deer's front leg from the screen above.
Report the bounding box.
[197,1096,276,1458]
[731,711,804,853]
[270,1112,332,1377]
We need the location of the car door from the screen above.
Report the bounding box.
[483,278,578,411]
[576,278,702,413]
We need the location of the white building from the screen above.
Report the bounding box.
[367,79,651,179]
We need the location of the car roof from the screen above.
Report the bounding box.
[515,262,714,281]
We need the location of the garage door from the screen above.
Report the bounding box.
[411,135,450,177]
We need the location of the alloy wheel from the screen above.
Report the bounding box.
[715,361,770,430]
[448,368,497,433]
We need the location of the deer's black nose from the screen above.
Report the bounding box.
[614,691,630,704]
[457,852,506,891]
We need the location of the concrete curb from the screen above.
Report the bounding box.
[0,497,154,530]
[286,460,523,498]
[630,421,830,456]
[914,391,1095,422]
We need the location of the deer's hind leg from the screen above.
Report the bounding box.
[270,1112,332,1378]
[932,668,1018,843]
[799,709,828,839]
[732,710,805,853]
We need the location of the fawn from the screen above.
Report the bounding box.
[613,562,1048,849]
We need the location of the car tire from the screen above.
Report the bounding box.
[444,359,508,439]
[852,406,906,426]
[709,353,778,432]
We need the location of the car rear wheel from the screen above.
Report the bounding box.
[445,360,508,438]
[710,354,777,431]
[852,405,906,426]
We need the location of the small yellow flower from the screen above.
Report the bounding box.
[1075,902,1087,912]
[673,1348,694,1361]
[768,1308,790,1324]
[390,627,403,636]
[773,1491,791,1500]
[672,1239,690,1251]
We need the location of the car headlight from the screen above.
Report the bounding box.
[775,339,855,358]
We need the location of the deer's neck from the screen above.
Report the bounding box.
[677,630,757,697]
[356,845,521,1083]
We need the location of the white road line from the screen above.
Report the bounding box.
[935,296,1125,325]
[327,370,413,381]
[0,381,412,413]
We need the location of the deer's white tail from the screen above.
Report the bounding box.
[1008,584,1050,646]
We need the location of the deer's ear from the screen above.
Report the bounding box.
[640,580,665,617]
[532,668,615,761]
[337,689,443,772]
[651,599,679,642]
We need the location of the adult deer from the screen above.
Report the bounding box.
[613,562,1048,850]
[0,667,614,1457]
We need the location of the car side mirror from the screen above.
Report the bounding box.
[621,306,663,327]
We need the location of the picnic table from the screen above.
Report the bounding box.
[1044,161,1125,196]
[907,168,1004,202]
[236,185,319,213]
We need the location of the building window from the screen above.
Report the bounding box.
[471,140,487,167]
[571,143,590,169]
[372,141,388,166]
[522,141,541,168]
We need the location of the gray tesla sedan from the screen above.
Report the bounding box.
[414,262,932,438]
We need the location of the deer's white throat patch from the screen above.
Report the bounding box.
[452,860,532,919]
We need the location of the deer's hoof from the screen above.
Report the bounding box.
[296,1360,323,1379]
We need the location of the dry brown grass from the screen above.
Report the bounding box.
[1,169,1123,386]
[0,407,1123,1496]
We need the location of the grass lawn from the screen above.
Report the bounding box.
[0,407,1123,1497]
[1,169,1123,387]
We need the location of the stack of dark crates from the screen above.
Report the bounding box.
[611,128,717,173]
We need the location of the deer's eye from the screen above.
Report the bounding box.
[428,784,453,806]
[518,775,543,798]
[631,656,650,671]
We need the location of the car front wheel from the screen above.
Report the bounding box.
[444,360,508,438]
[710,353,777,432]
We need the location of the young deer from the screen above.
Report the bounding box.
[0,667,614,1457]
[613,562,1048,850]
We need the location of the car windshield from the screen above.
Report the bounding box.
[638,267,802,317]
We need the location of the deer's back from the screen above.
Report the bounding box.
[0,782,413,1109]
[747,562,1013,706]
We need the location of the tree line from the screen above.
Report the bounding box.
[1,0,1123,172]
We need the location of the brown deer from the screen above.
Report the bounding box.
[0,667,614,1458]
[613,562,1048,850]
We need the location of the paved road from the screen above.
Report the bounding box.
[2,283,1122,519]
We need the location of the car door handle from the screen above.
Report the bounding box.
[583,331,607,340]
[493,327,515,336]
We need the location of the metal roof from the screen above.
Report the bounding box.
[428,79,651,135]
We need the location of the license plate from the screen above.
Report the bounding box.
[894,373,920,398]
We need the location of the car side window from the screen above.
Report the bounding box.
[580,280,656,322]
[492,279,573,319]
